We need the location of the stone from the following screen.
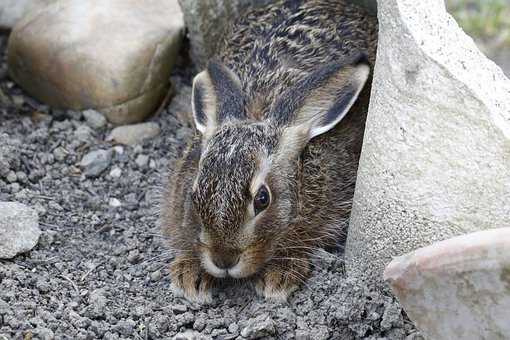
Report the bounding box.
[0,0,54,29]
[346,0,510,281]
[135,154,150,169]
[107,122,160,146]
[80,149,113,177]
[179,0,376,68]
[240,314,275,339]
[0,202,41,259]
[384,228,510,340]
[109,167,122,179]
[83,109,107,129]
[8,0,183,125]
[108,198,121,208]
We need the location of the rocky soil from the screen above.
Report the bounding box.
[0,32,419,340]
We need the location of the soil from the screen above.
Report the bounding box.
[0,32,420,340]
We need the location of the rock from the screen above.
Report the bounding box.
[107,122,160,145]
[109,167,122,179]
[87,289,107,319]
[83,109,107,129]
[80,149,113,177]
[171,304,188,314]
[0,202,41,259]
[346,0,510,281]
[240,314,275,339]
[108,198,121,208]
[135,154,149,169]
[0,0,54,29]
[8,0,184,125]
[150,270,161,282]
[384,228,510,340]
[179,0,376,68]
[173,331,209,340]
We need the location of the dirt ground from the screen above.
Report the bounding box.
[0,30,422,339]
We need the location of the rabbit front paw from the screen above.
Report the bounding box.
[169,255,214,304]
[254,260,310,302]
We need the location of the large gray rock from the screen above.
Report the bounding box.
[8,0,183,125]
[178,0,376,68]
[384,228,510,340]
[0,202,41,259]
[346,0,510,282]
[0,0,54,29]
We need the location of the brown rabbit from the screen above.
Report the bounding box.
[161,0,377,303]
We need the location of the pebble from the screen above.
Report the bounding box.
[53,147,67,161]
[127,250,140,264]
[150,270,161,282]
[83,109,107,129]
[15,171,27,183]
[109,167,122,178]
[80,149,113,177]
[6,171,16,183]
[107,122,160,145]
[171,304,188,314]
[109,198,122,208]
[74,124,94,141]
[240,314,276,339]
[135,154,149,169]
[0,202,41,259]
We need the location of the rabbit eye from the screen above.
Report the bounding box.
[254,185,270,215]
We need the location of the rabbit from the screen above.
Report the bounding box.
[160,0,378,303]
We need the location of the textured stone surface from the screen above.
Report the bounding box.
[346,0,510,281]
[0,0,54,29]
[106,122,161,146]
[178,0,376,68]
[384,228,510,340]
[7,0,183,125]
[0,202,41,259]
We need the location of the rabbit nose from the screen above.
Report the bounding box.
[212,255,240,270]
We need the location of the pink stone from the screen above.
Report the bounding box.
[384,228,510,340]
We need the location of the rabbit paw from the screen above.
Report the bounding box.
[169,255,214,304]
[254,265,308,302]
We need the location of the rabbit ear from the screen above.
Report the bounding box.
[192,61,245,135]
[272,54,370,141]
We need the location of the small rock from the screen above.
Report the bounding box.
[80,149,113,177]
[9,183,20,193]
[109,167,122,178]
[107,122,160,145]
[171,304,187,314]
[15,171,27,183]
[83,109,107,129]
[53,147,67,162]
[150,270,161,282]
[149,159,156,169]
[109,198,121,208]
[34,327,55,340]
[74,125,94,142]
[6,171,17,183]
[127,250,140,264]
[66,110,82,120]
[173,331,209,340]
[240,314,275,339]
[135,154,149,169]
[0,202,41,259]
[87,289,107,319]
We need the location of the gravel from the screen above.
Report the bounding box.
[0,32,419,339]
